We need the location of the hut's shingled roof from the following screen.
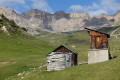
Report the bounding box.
[48,45,78,56]
[85,27,110,38]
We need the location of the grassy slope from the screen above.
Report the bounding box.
[0,30,120,80]
[37,31,90,61]
[0,33,56,80]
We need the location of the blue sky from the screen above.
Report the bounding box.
[0,0,120,16]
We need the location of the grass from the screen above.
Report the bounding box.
[0,30,120,80]
[0,33,55,80]
[8,46,120,80]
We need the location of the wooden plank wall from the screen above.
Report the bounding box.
[55,47,72,53]
[89,30,108,49]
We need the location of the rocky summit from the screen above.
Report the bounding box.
[0,7,120,35]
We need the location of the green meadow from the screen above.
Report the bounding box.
[0,30,120,80]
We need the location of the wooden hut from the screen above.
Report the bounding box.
[85,28,110,49]
[85,28,111,64]
[47,45,78,71]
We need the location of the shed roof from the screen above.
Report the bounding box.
[48,45,78,56]
[85,27,110,38]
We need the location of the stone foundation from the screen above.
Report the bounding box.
[88,49,110,64]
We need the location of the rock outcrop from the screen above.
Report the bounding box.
[114,11,120,22]
[97,14,114,20]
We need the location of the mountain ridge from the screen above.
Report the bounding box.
[0,7,120,35]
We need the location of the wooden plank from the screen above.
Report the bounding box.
[55,47,71,53]
[88,30,109,49]
[91,35,96,49]
[96,36,102,48]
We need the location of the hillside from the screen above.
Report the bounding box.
[0,30,89,80]
[0,14,29,37]
[0,28,120,80]
[0,34,55,80]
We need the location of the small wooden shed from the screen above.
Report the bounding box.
[85,28,110,49]
[47,45,78,71]
[85,28,111,64]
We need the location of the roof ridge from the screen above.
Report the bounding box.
[62,44,78,54]
[85,27,110,38]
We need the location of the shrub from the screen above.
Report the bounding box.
[21,27,28,31]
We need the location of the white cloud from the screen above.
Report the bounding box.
[0,0,30,11]
[0,0,25,4]
[101,0,120,11]
[0,0,32,13]
[69,5,85,12]
[0,0,53,13]
[69,3,99,12]
[32,0,53,13]
[0,0,26,6]
[69,0,120,16]
[89,9,107,17]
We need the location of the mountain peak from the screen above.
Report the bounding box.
[20,9,51,19]
[0,7,16,13]
[24,9,47,14]
[54,10,70,20]
[21,9,49,16]
[54,10,67,14]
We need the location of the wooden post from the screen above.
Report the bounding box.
[91,35,96,49]
[102,35,108,48]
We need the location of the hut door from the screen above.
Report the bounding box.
[96,36,102,48]
[65,54,70,67]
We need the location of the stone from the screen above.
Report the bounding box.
[88,49,109,64]
[114,11,120,22]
